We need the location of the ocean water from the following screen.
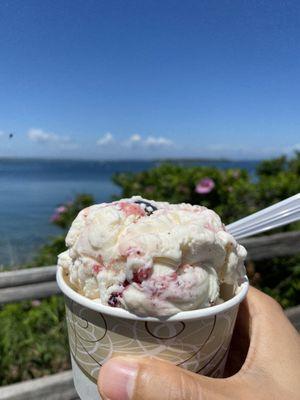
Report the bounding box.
[0,158,258,267]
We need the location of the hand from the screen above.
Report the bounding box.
[98,287,300,400]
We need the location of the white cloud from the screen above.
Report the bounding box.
[27,128,70,144]
[96,132,174,149]
[125,134,173,148]
[284,143,300,154]
[97,132,114,146]
[128,134,142,144]
[144,136,173,147]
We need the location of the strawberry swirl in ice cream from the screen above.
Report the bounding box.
[58,196,247,317]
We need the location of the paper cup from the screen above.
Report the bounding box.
[57,267,249,400]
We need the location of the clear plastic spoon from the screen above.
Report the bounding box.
[226,193,300,239]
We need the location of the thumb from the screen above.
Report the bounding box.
[98,356,244,400]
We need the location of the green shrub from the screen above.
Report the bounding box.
[0,296,70,385]
[50,194,94,230]
[0,195,94,385]
[27,194,94,268]
[113,164,257,223]
[247,255,300,309]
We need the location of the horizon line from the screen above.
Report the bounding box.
[0,155,263,163]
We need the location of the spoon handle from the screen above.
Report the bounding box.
[226,193,300,239]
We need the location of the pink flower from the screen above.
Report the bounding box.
[50,213,60,222]
[31,300,41,307]
[56,206,67,214]
[232,170,240,179]
[195,178,215,194]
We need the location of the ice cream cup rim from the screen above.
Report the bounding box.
[56,266,249,322]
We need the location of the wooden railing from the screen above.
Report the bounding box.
[0,230,299,399]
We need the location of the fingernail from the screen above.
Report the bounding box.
[99,357,138,400]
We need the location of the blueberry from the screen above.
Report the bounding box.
[108,293,120,307]
[134,200,157,215]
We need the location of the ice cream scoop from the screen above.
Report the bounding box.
[58,196,247,316]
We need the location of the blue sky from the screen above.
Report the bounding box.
[0,0,300,160]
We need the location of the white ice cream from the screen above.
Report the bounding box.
[58,196,247,316]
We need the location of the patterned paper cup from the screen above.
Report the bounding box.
[57,267,249,400]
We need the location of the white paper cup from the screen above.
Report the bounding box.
[57,267,249,400]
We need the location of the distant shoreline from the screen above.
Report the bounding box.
[0,156,262,163]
